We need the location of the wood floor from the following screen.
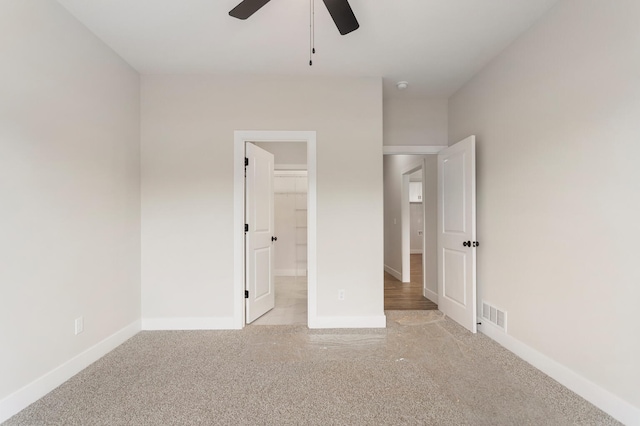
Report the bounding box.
[384,254,438,310]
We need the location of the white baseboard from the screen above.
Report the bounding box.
[424,288,438,304]
[479,319,640,426]
[410,249,423,254]
[384,264,402,281]
[142,317,237,330]
[274,269,307,277]
[308,314,386,329]
[0,320,141,424]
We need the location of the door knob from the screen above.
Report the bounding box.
[272,236,277,242]
[463,241,471,247]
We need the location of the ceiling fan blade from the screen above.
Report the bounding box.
[322,0,359,35]
[229,0,272,20]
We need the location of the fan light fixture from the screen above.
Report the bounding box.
[229,0,360,66]
[396,81,409,90]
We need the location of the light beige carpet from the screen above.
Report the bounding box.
[4,311,619,425]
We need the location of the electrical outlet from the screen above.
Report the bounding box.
[74,317,84,335]
[338,289,345,301]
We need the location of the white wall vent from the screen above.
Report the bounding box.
[481,301,507,332]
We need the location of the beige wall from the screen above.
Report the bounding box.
[0,1,140,401]
[255,142,307,167]
[383,98,448,146]
[141,75,384,322]
[449,0,640,411]
[383,155,437,297]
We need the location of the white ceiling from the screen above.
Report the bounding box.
[56,0,560,99]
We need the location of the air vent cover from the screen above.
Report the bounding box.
[481,301,507,332]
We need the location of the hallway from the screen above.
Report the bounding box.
[384,254,437,310]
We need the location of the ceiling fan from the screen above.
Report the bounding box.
[229,0,359,35]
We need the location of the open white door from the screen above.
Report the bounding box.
[245,143,275,323]
[437,136,477,333]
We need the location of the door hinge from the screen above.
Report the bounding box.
[245,290,249,299]
[245,224,249,232]
[245,157,249,166]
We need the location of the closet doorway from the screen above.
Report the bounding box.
[234,130,317,330]
[250,142,308,326]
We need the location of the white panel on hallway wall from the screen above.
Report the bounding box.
[410,203,423,253]
[409,181,423,202]
[274,175,307,276]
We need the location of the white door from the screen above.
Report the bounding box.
[437,136,477,333]
[245,143,275,323]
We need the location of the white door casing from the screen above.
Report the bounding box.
[233,130,316,329]
[245,143,275,323]
[401,161,424,283]
[437,135,477,333]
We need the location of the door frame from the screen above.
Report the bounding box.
[234,130,317,329]
[401,160,425,283]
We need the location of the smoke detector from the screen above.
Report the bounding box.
[396,81,409,90]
